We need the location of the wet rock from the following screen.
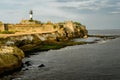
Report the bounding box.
[38,64,45,68]
[22,68,29,71]
[25,61,32,66]
[94,39,101,42]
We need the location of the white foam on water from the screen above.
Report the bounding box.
[97,40,110,44]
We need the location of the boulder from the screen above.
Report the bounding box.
[0,46,24,75]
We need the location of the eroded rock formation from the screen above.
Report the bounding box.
[0,46,24,75]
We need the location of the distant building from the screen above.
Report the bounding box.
[0,21,8,31]
[3,24,8,31]
[20,10,41,24]
[0,10,43,32]
[29,10,33,20]
[0,22,9,31]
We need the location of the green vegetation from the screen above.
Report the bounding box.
[53,25,58,29]
[58,22,65,24]
[21,40,87,55]
[74,22,81,26]
[29,19,33,22]
[0,31,15,34]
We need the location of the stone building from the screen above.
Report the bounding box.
[0,21,8,31]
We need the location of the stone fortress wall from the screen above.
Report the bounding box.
[0,20,58,33]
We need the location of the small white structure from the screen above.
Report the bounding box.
[29,10,33,20]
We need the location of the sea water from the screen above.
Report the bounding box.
[1,29,120,80]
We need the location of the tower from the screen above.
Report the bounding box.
[29,10,33,20]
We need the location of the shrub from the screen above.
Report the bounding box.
[74,22,81,26]
[53,25,58,29]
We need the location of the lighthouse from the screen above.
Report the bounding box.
[29,10,33,20]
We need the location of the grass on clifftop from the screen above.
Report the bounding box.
[0,31,15,34]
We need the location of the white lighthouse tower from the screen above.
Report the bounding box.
[29,10,33,20]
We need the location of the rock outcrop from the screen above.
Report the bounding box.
[0,46,24,75]
[57,21,88,38]
[0,20,88,75]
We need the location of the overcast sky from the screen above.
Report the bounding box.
[0,0,120,29]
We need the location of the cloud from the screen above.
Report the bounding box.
[53,0,120,13]
[0,0,120,29]
[110,12,120,14]
[53,0,107,10]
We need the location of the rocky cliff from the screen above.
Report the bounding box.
[0,21,88,75]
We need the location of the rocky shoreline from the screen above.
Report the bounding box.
[1,20,119,77]
[0,21,88,76]
[0,33,119,77]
